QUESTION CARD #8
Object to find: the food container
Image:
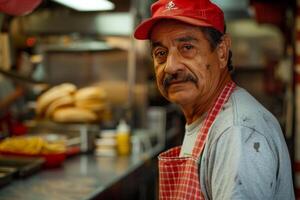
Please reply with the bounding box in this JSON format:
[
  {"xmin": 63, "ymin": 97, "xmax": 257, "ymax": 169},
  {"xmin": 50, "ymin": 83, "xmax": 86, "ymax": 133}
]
[
  {"xmin": 0, "ymin": 155, "xmax": 44, "ymax": 177},
  {"xmin": 0, "ymin": 166, "xmax": 16, "ymax": 188},
  {"xmin": 0, "ymin": 151, "xmax": 64, "ymax": 168},
  {"xmin": 26, "ymin": 120, "xmax": 99, "ymax": 153}
]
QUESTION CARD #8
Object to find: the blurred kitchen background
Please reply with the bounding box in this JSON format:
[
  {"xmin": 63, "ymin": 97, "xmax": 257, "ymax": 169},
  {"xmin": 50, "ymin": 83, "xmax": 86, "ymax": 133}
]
[{"xmin": 0, "ymin": 0, "xmax": 299, "ymax": 199}]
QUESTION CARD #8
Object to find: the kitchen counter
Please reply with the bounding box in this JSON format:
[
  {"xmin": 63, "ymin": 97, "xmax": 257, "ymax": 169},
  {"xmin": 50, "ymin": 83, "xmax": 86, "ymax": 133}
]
[{"xmin": 0, "ymin": 145, "xmax": 162, "ymax": 200}]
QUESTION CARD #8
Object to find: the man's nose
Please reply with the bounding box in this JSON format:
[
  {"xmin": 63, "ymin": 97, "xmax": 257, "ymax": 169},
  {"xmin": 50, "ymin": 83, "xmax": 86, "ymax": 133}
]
[{"xmin": 164, "ymin": 50, "xmax": 184, "ymax": 74}]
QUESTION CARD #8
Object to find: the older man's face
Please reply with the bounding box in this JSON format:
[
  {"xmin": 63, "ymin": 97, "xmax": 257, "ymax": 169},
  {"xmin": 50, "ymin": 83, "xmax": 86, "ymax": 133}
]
[{"xmin": 150, "ymin": 20, "xmax": 227, "ymax": 108}]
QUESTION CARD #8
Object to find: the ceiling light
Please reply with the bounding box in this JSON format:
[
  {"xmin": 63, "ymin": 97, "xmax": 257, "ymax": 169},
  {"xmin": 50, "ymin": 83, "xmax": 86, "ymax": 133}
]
[{"xmin": 51, "ymin": 0, "xmax": 115, "ymax": 11}]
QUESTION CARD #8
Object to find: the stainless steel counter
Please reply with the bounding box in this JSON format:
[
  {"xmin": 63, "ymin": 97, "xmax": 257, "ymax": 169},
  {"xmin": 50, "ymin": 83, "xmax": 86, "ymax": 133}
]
[{"xmin": 0, "ymin": 146, "xmax": 162, "ymax": 200}]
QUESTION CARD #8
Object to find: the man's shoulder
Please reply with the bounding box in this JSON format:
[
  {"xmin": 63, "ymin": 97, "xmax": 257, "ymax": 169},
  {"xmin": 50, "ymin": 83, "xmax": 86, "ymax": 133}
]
[
  {"xmin": 209, "ymin": 86, "xmax": 282, "ymax": 142},
  {"xmin": 231, "ymin": 86, "xmax": 281, "ymax": 130}
]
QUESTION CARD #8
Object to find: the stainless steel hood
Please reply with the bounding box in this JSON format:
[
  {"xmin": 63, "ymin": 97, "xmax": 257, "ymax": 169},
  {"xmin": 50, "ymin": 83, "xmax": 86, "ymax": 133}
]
[
  {"xmin": 12, "ymin": 11, "xmax": 134, "ymax": 36},
  {"xmin": 11, "ymin": 0, "xmax": 251, "ymax": 36}
]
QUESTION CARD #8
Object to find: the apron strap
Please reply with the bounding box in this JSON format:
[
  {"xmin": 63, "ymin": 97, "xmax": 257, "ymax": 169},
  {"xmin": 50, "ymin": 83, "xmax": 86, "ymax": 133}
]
[{"xmin": 192, "ymin": 81, "xmax": 236, "ymax": 159}]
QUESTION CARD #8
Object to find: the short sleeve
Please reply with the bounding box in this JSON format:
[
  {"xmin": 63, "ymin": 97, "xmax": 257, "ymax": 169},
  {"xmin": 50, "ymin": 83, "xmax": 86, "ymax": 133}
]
[{"xmin": 206, "ymin": 125, "xmax": 278, "ymax": 200}]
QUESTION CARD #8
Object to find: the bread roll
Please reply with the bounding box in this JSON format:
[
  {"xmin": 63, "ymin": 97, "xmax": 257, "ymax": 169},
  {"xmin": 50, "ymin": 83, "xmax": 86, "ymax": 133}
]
[
  {"xmin": 75, "ymin": 100, "xmax": 107, "ymax": 112},
  {"xmin": 36, "ymin": 83, "xmax": 76, "ymax": 116},
  {"xmin": 52, "ymin": 107, "xmax": 97, "ymax": 123},
  {"xmin": 74, "ymin": 86, "xmax": 107, "ymax": 102},
  {"xmin": 45, "ymin": 95, "xmax": 74, "ymax": 118}
]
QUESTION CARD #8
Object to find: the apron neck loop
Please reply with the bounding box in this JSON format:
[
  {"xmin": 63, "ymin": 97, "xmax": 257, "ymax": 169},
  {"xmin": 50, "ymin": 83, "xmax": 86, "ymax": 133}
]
[{"xmin": 192, "ymin": 81, "xmax": 236, "ymax": 159}]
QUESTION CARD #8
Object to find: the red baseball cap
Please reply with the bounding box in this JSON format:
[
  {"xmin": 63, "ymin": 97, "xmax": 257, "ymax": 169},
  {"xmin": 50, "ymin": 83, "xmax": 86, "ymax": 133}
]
[
  {"xmin": 0, "ymin": 0, "xmax": 42, "ymax": 16},
  {"xmin": 134, "ymin": 0, "xmax": 224, "ymax": 40}
]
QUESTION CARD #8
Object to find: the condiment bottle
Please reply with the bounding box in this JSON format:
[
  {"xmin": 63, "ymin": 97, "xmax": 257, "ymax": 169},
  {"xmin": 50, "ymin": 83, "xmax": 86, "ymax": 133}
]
[{"xmin": 116, "ymin": 119, "xmax": 131, "ymax": 156}]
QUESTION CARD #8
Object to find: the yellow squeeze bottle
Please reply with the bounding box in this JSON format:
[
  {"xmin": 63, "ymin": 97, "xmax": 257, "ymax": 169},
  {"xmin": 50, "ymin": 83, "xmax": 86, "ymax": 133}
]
[{"xmin": 116, "ymin": 120, "xmax": 131, "ymax": 156}]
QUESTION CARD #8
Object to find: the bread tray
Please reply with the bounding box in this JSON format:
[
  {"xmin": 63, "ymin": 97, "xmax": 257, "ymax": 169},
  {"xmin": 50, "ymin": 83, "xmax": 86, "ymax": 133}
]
[
  {"xmin": 0, "ymin": 155, "xmax": 44, "ymax": 178},
  {"xmin": 0, "ymin": 151, "xmax": 64, "ymax": 168},
  {"xmin": 0, "ymin": 166, "xmax": 16, "ymax": 187}
]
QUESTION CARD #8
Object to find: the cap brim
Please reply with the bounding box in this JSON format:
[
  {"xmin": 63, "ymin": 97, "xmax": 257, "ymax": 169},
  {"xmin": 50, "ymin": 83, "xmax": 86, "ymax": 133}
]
[{"xmin": 134, "ymin": 15, "xmax": 213, "ymax": 40}]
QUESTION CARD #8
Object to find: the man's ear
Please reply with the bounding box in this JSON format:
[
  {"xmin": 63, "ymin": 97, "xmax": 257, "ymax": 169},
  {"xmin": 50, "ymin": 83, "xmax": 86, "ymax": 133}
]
[{"xmin": 217, "ymin": 34, "xmax": 231, "ymax": 69}]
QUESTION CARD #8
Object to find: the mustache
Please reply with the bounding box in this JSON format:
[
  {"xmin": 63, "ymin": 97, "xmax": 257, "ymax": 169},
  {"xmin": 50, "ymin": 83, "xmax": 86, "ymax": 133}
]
[{"xmin": 163, "ymin": 73, "xmax": 198, "ymax": 90}]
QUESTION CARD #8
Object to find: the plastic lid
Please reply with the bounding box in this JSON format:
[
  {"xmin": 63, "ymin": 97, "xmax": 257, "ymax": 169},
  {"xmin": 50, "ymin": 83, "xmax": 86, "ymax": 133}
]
[{"xmin": 117, "ymin": 119, "xmax": 130, "ymax": 133}]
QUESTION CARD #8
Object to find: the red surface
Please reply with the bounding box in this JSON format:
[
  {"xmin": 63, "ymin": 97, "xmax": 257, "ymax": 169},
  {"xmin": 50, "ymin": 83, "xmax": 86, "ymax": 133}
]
[
  {"xmin": 295, "ymin": 74, "xmax": 300, "ymax": 84},
  {"xmin": 0, "ymin": 0, "xmax": 42, "ymax": 16},
  {"xmin": 294, "ymin": 162, "xmax": 300, "ymax": 198},
  {"xmin": 252, "ymin": 2, "xmax": 285, "ymax": 27},
  {"xmin": 66, "ymin": 146, "xmax": 81, "ymax": 157},
  {"xmin": 0, "ymin": 150, "xmax": 66, "ymax": 168}
]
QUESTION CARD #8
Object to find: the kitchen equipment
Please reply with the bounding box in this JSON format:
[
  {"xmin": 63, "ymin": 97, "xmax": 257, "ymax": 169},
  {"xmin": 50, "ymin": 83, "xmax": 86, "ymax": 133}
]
[
  {"xmin": 26, "ymin": 120, "xmax": 99, "ymax": 153},
  {"xmin": 0, "ymin": 155, "xmax": 44, "ymax": 177},
  {"xmin": 0, "ymin": 151, "xmax": 64, "ymax": 168},
  {"xmin": 0, "ymin": 166, "xmax": 16, "ymax": 188}
]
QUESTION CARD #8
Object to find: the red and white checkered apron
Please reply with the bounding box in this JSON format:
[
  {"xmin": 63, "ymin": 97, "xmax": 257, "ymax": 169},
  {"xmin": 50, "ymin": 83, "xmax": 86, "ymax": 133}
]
[{"xmin": 158, "ymin": 81, "xmax": 236, "ymax": 200}]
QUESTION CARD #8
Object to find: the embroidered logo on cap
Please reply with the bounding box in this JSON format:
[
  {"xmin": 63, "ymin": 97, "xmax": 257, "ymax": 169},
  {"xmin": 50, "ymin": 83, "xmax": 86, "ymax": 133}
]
[{"xmin": 165, "ymin": 1, "xmax": 177, "ymax": 11}]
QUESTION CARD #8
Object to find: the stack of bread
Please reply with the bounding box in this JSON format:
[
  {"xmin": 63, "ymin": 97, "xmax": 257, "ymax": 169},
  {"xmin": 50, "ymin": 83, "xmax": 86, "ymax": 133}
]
[{"xmin": 36, "ymin": 83, "xmax": 109, "ymax": 123}]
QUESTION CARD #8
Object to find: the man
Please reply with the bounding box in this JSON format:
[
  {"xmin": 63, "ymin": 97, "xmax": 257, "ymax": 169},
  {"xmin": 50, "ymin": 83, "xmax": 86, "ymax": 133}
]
[
  {"xmin": 134, "ymin": 0, "xmax": 294, "ymax": 199},
  {"xmin": 0, "ymin": 0, "xmax": 42, "ymax": 110},
  {"xmin": 0, "ymin": 0, "xmax": 42, "ymax": 135}
]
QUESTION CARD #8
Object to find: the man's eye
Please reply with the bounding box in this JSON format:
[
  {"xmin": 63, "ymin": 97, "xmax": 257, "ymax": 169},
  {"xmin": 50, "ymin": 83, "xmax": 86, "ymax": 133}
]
[
  {"xmin": 182, "ymin": 44, "xmax": 193, "ymax": 51},
  {"xmin": 155, "ymin": 51, "xmax": 167, "ymax": 57},
  {"xmin": 153, "ymin": 50, "xmax": 168, "ymax": 63},
  {"xmin": 180, "ymin": 44, "xmax": 196, "ymax": 57}
]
